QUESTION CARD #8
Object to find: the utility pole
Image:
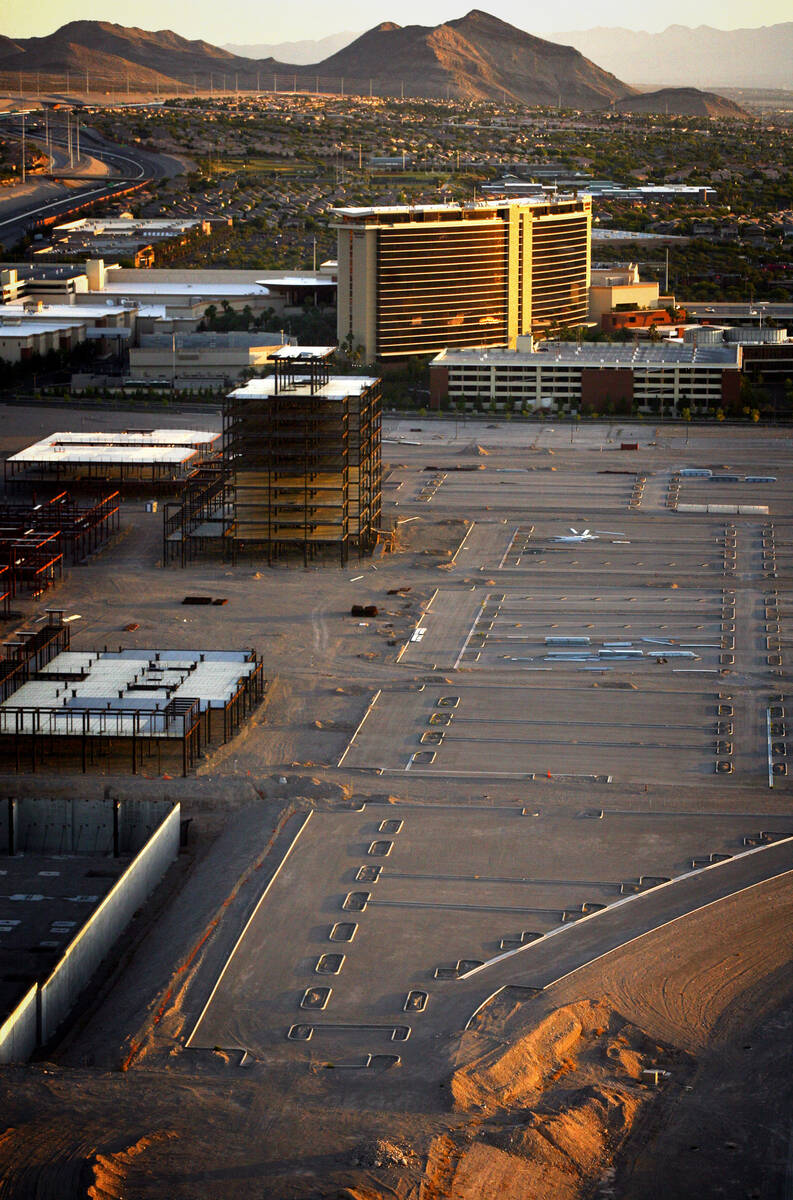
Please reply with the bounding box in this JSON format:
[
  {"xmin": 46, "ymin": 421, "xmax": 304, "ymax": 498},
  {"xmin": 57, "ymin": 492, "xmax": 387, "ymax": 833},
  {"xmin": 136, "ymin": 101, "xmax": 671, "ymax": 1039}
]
[
  {"xmin": 21, "ymin": 111, "xmax": 26, "ymax": 184},
  {"xmin": 66, "ymin": 69, "xmax": 70, "ymax": 96},
  {"xmin": 76, "ymin": 117, "xmax": 80, "ymax": 164},
  {"xmin": 313, "ymin": 237, "xmax": 317, "ymax": 272}
]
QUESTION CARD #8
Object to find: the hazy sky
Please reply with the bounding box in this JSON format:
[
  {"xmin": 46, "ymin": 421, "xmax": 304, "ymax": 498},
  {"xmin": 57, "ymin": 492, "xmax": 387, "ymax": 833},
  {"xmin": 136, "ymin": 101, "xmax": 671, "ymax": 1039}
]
[{"xmin": 2, "ymin": 0, "xmax": 791, "ymax": 42}]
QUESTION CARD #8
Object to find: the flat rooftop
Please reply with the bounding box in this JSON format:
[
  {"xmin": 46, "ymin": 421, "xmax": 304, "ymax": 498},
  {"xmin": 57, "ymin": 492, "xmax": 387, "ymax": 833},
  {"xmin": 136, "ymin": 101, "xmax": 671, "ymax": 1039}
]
[
  {"xmin": 0, "ymin": 304, "xmax": 131, "ymax": 319},
  {"xmin": 229, "ymin": 374, "xmax": 379, "ymax": 400},
  {"xmin": 271, "ymin": 345, "xmax": 335, "ymax": 360},
  {"xmin": 434, "ymin": 342, "xmax": 741, "ymax": 367},
  {"xmin": 98, "ymin": 282, "xmax": 271, "ymax": 299},
  {"xmin": 0, "ymin": 321, "xmax": 83, "ymax": 338},
  {"xmin": 683, "ymin": 301, "xmax": 793, "ymax": 320},
  {"xmin": 255, "ymin": 276, "xmax": 337, "ymax": 289},
  {"xmin": 8, "ymin": 429, "xmax": 220, "ymax": 468},
  {"xmin": 330, "ymin": 195, "xmax": 589, "ymax": 221},
  {"xmin": 54, "ymin": 219, "xmax": 200, "ymax": 233}
]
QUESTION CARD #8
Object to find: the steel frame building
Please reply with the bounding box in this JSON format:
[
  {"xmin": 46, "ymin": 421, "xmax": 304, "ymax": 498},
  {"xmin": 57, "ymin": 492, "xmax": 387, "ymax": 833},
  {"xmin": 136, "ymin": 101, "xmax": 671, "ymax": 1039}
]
[
  {"xmin": 0, "ymin": 617, "xmax": 266, "ymax": 776},
  {"xmin": 161, "ymin": 352, "xmax": 382, "ymax": 567},
  {"xmin": 162, "ymin": 464, "xmax": 233, "ymax": 567},
  {"xmin": 332, "ymin": 196, "xmax": 592, "ymax": 360},
  {"xmin": 223, "ymin": 351, "xmax": 381, "ymax": 566},
  {"xmin": 5, "ymin": 430, "xmax": 221, "ymax": 490}
]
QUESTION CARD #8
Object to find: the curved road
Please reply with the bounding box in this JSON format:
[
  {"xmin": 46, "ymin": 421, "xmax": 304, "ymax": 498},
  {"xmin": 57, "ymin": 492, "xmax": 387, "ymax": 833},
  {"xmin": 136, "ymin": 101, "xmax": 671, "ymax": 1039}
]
[
  {"xmin": 448, "ymin": 836, "xmax": 793, "ymax": 1037},
  {"xmin": 0, "ymin": 119, "xmax": 185, "ymax": 248}
]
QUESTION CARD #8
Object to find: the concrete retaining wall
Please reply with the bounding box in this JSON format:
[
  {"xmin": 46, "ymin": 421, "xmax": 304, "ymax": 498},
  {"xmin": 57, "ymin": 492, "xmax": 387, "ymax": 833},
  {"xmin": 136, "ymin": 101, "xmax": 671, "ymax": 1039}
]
[
  {"xmin": 0, "ymin": 984, "xmax": 38, "ymax": 1064},
  {"xmin": 1, "ymin": 796, "xmax": 170, "ymax": 855},
  {"xmin": 39, "ymin": 803, "xmax": 180, "ymax": 1045}
]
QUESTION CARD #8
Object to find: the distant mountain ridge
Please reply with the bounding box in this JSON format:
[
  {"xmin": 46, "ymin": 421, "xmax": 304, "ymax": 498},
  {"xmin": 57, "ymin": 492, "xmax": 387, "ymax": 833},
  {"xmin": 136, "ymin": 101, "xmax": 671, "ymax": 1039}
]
[
  {"xmin": 611, "ymin": 87, "xmax": 749, "ymax": 119},
  {"xmin": 223, "ymin": 33, "xmax": 360, "ymax": 64},
  {"xmin": 0, "ymin": 14, "xmax": 753, "ymax": 114},
  {"xmin": 1, "ymin": 12, "xmax": 634, "ymax": 108},
  {"xmin": 549, "ymin": 23, "xmax": 793, "ymax": 89}
]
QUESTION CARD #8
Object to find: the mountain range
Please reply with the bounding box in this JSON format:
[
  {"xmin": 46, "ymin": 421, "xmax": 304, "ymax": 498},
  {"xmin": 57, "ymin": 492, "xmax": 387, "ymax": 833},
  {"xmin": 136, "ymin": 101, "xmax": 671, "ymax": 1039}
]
[
  {"xmin": 0, "ymin": 12, "xmax": 632, "ymax": 108},
  {"xmin": 549, "ymin": 23, "xmax": 793, "ymax": 90},
  {"xmin": 0, "ymin": 13, "xmax": 749, "ymax": 115}
]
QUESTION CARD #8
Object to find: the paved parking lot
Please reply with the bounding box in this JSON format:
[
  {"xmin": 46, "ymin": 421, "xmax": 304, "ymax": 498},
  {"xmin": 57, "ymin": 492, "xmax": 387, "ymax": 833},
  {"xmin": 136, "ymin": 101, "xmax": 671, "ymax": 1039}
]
[
  {"xmin": 340, "ymin": 681, "xmax": 730, "ymax": 781},
  {"xmin": 188, "ymin": 804, "xmax": 793, "ymax": 1070}
]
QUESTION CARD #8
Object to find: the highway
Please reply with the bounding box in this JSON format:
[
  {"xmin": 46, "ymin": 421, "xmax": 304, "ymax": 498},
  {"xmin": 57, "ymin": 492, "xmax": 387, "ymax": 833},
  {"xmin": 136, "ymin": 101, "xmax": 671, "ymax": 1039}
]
[{"xmin": 0, "ymin": 115, "xmax": 185, "ymax": 248}]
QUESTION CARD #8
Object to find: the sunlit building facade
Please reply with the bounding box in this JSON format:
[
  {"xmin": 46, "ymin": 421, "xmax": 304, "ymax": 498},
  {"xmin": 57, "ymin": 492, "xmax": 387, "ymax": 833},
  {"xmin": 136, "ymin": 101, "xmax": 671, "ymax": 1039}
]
[{"xmin": 332, "ymin": 196, "xmax": 591, "ymax": 360}]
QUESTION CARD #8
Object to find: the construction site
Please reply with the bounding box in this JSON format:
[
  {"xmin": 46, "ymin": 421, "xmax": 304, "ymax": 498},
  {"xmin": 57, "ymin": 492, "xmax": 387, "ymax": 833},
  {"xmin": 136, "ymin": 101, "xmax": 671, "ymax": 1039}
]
[{"xmin": 0, "ymin": 399, "xmax": 790, "ymax": 1200}]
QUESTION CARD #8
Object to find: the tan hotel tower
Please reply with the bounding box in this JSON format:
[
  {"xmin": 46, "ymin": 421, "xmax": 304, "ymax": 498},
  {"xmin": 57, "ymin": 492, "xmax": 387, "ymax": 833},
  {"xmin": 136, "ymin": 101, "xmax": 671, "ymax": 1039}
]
[{"xmin": 332, "ymin": 196, "xmax": 591, "ymax": 360}]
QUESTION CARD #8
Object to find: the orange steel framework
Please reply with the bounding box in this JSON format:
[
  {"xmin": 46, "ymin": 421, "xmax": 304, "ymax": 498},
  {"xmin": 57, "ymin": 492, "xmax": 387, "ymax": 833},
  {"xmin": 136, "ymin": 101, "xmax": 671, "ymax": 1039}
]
[{"xmin": 0, "ymin": 492, "xmax": 120, "ymax": 599}]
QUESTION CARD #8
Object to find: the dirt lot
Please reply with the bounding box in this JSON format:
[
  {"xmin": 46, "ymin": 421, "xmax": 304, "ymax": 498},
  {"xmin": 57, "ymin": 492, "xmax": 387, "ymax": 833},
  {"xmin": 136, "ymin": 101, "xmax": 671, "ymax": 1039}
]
[{"xmin": 0, "ymin": 411, "xmax": 791, "ymax": 1198}]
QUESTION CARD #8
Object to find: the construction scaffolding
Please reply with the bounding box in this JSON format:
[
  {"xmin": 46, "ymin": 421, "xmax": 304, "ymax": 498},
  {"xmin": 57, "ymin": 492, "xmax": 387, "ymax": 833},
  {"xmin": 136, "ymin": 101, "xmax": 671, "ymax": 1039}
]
[{"xmin": 223, "ymin": 351, "xmax": 382, "ymax": 566}]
